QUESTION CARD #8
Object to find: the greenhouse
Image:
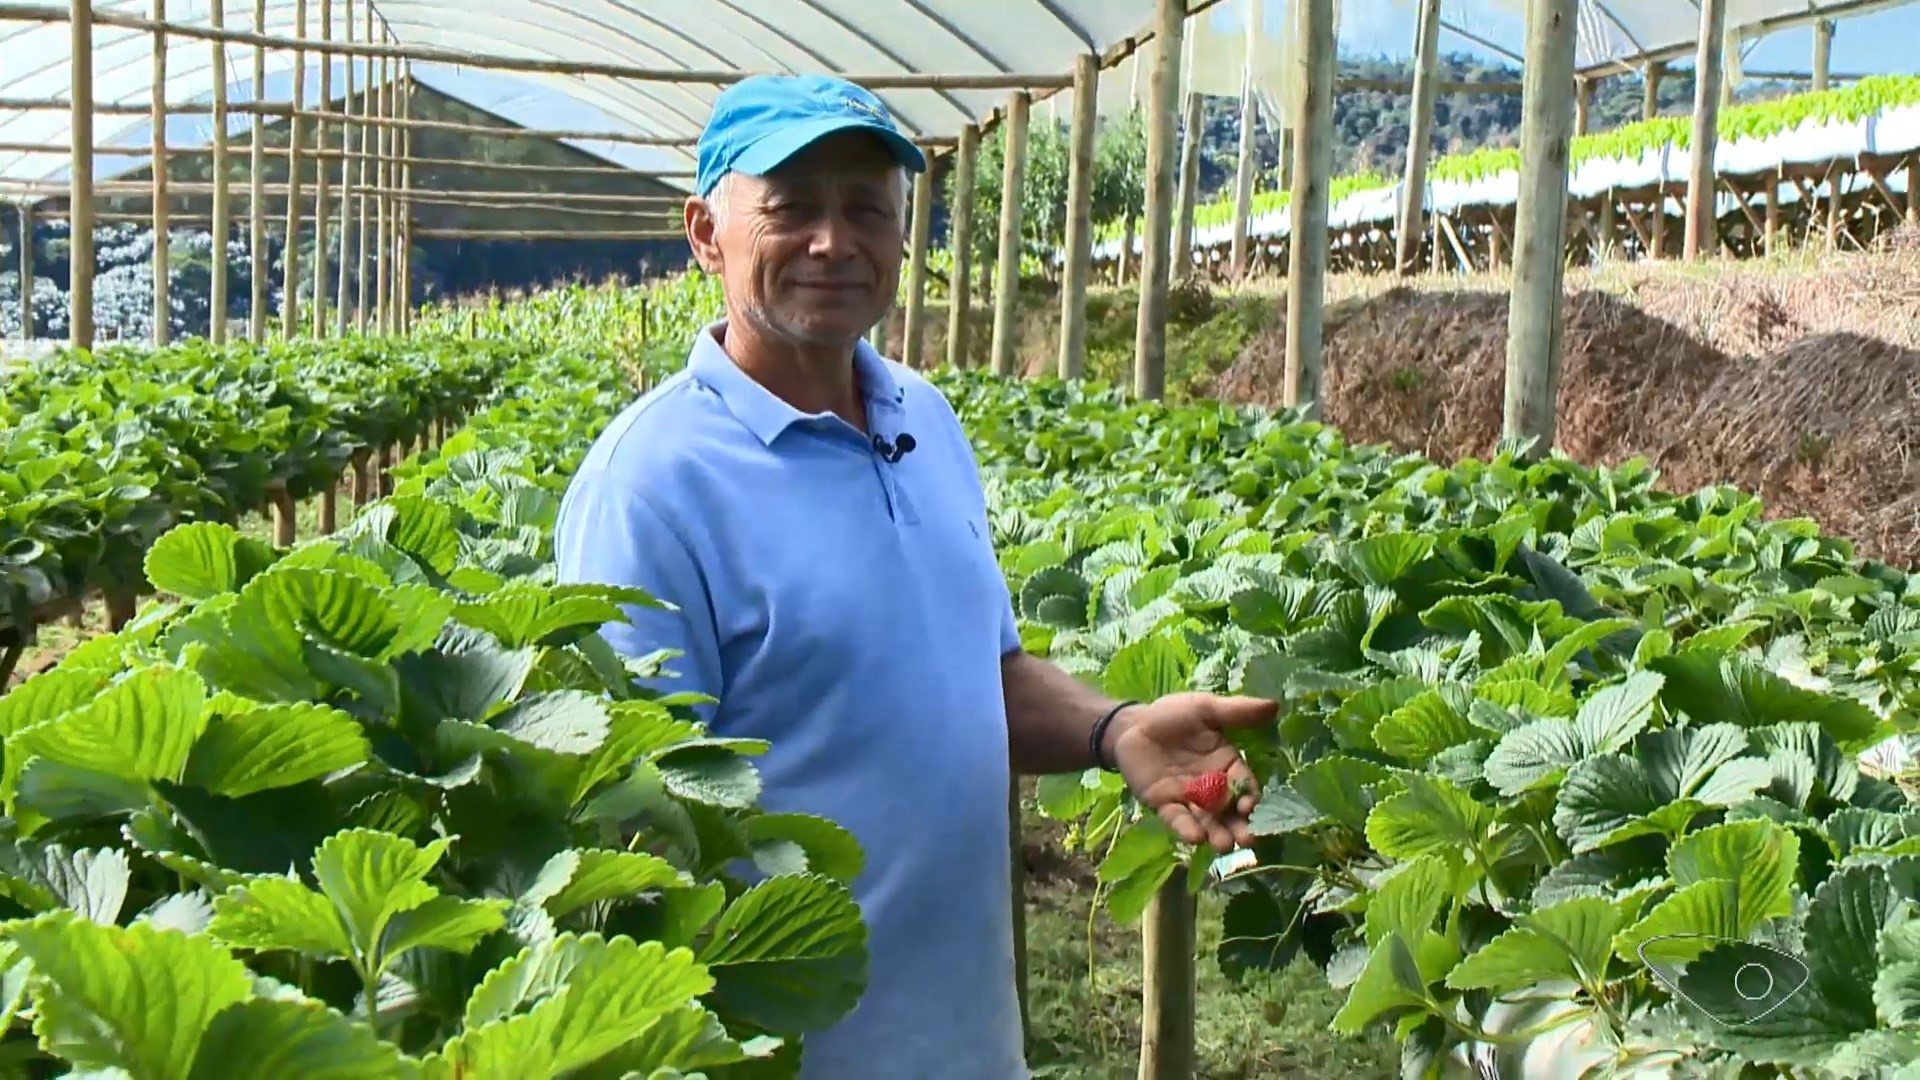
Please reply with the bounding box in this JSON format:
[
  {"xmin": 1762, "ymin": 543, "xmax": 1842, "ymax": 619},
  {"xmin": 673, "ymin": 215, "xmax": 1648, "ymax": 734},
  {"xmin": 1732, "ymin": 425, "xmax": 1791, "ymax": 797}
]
[{"xmin": 2, "ymin": 2, "xmax": 1919, "ymax": 1079}]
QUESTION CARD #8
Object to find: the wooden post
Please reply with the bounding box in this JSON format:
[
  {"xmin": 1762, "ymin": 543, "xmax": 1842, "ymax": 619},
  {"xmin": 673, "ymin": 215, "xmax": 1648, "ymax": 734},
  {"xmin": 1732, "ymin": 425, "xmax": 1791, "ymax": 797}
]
[
  {"xmin": 1684, "ymin": 0, "xmax": 1728, "ymax": 263},
  {"xmin": 1575, "ymin": 76, "xmax": 1591, "ymax": 135},
  {"xmin": 398, "ymin": 65, "xmax": 413, "ymax": 333},
  {"xmin": 1284, "ymin": 0, "xmax": 1335, "ymax": 415},
  {"xmin": 1171, "ymin": 91, "xmax": 1202, "ymax": 273},
  {"xmin": 1396, "ymin": 0, "xmax": 1442, "ymax": 277},
  {"xmin": 1502, "ymin": 0, "xmax": 1578, "ymax": 450},
  {"xmin": 1132, "ymin": 0, "xmax": 1183, "ymax": 403},
  {"xmin": 355, "ymin": 2, "xmax": 372, "ymax": 333},
  {"xmin": 1008, "ymin": 780, "xmax": 1030, "ymax": 1053},
  {"xmin": 375, "ymin": 52, "xmax": 391, "ymax": 335},
  {"xmin": 68, "ymin": 0, "xmax": 95, "ymax": 351},
  {"xmin": 1596, "ymin": 195, "xmax": 1616, "ymax": 261},
  {"xmin": 1229, "ymin": 80, "xmax": 1257, "ymax": 279},
  {"xmin": 1058, "ymin": 52, "xmax": 1098, "ymax": 378},
  {"xmin": 1643, "ymin": 60, "xmax": 1663, "ymax": 121},
  {"xmin": 333, "ymin": 0, "xmax": 354, "ymax": 335},
  {"xmin": 150, "ymin": 0, "xmax": 169, "ymax": 345},
  {"xmin": 14, "ymin": 199, "xmax": 31, "ymax": 334},
  {"xmin": 945, "ymin": 123, "xmax": 979, "ymax": 369},
  {"xmin": 988, "ymin": 90, "xmax": 1030, "ymax": 378},
  {"xmin": 1908, "ymin": 156, "xmax": 1918, "ymax": 226},
  {"xmin": 900, "ymin": 146, "xmax": 935, "ymax": 369},
  {"xmin": 281, "ymin": 0, "xmax": 307, "ymax": 338},
  {"xmin": 208, "ymin": 0, "xmax": 229, "ymax": 344},
  {"xmin": 1139, "ymin": 876, "xmax": 1196, "ymax": 1080},
  {"xmin": 1813, "ymin": 19, "xmax": 1833, "ymax": 93},
  {"xmin": 1765, "ymin": 170, "xmax": 1780, "ymax": 253},
  {"xmin": 309, "ymin": 0, "xmax": 331, "ymax": 337},
  {"xmin": 248, "ymin": 0, "xmax": 266, "ymax": 344}
]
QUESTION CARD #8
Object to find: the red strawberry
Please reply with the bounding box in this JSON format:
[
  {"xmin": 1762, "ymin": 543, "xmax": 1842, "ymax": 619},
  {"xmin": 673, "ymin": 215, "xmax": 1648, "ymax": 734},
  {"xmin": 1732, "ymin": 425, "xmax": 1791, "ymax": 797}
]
[{"xmin": 1182, "ymin": 771, "xmax": 1231, "ymax": 814}]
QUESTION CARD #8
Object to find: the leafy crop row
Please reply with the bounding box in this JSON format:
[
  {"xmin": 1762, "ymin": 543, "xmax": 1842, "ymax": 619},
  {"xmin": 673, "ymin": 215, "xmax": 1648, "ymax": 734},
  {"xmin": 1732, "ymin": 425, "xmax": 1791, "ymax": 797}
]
[
  {"xmin": 932, "ymin": 371, "xmax": 1920, "ymax": 1078},
  {"xmin": 0, "ymin": 337, "xmax": 516, "ymax": 655},
  {"xmin": 0, "ymin": 343, "xmax": 871, "ymax": 1076},
  {"xmin": 1116, "ymin": 73, "xmax": 1920, "ymax": 247}
]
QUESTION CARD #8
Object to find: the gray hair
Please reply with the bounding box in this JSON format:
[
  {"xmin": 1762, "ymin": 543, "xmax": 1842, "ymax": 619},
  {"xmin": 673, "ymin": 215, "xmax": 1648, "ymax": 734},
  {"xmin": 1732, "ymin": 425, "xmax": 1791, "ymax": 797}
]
[{"xmin": 705, "ymin": 166, "xmax": 912, "ymax": 228}]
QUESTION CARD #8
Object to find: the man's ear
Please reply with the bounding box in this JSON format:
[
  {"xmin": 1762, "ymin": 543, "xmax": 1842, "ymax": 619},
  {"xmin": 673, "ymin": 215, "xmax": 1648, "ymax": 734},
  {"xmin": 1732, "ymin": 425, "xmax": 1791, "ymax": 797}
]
[{"xmin": 685, "ymin": 196, "xmax": 722, "ymax": 272}]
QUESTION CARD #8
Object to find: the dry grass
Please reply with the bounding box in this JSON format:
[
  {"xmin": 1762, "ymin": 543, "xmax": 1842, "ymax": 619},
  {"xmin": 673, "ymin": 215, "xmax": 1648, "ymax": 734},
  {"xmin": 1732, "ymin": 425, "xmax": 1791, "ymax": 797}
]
[{"xmin": 1209, "ymin": 227, "xmax": 1920, "ymax": 566}]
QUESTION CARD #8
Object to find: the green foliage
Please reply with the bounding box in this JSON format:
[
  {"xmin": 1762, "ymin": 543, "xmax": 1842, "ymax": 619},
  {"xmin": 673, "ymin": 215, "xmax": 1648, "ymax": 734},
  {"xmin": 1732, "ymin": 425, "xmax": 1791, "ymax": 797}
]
[
  {"xmin": 0, "ymin": 344, "xmax": 869, "ymax": 1076},
  {"xmin": 0, "ymin": 337, "xmax": 511, "ymax": 651},
  {"xmin": 1101, "ymin": 71, "xmax": 1920, "ymax": 248},
  {"xmin": 948, "ymin": 110, "xmax": 1150, "ymax": 275},
  {"xmin": 934, "ymin": 369, "xmax": 1920, "ymax": 1079}
]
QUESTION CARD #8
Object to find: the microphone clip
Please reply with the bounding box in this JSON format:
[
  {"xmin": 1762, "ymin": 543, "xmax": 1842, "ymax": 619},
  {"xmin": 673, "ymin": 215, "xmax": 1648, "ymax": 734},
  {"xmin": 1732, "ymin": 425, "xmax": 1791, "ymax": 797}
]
[{"xmin": 872, "ymin": 431, "xmax": 917, "ymax": 463}]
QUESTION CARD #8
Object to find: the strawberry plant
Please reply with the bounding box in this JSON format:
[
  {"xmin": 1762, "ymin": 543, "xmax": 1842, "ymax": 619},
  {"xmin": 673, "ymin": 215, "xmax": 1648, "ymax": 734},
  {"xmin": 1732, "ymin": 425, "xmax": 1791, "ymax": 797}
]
[
  {"xmin": 0, "ymin": 344, "xmax": 870, "ymax": 1076},
  {"xmin": 930, "ymin": 370, "xmax": 1920, "ymax": 1078},
  {"xmin": 0, "ymin": 336, "xmax": 515, "ymax": 662}
]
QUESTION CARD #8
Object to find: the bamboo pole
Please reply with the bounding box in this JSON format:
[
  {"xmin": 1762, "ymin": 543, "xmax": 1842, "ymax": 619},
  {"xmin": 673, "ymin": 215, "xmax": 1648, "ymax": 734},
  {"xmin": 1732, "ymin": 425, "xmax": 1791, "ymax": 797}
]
[
  {"xmin": 280, "ymin": 0, "xmax": 307, "ymax": 338},
  {"xmin": 1813, "ymin": 19, "xmax": 1833, "ymax": 93},
  {"xmin": 1643, "ymin": 60, "xmax": 1663, "ymax": 121},
  {"xmin": 310, "ymin": 0, "xmax": 331, "ymax": 337},
  {"xmin": 1171, "ymin": 92, "xmax": 1202, "ymax": 273},
  {"xmin": 1575, "ymin": 76, "xmax": 1592, "ymax": 135},
  {"xmin": 209, "ymin": 0, "xmax": 230, "ymax": 344},
  {"xmin": 1058, "ymin": 52, "xmax": 1099, "ymax": 378},
  {"xmin": 15, "ymin": 203, "xmax": 32, "ymax": 338},
  {"xmin": 68, "ymin": 0, "xmax": 94, "ymax": 351},
  {"xmin": 248, "ymin": 0, "xmax": 266, "ymax": 343},
  {"xmin": 150, "ymin": 0, "xmax": 169, "ymax": 345},
  {"xmin": 1396, "ymin": 0, "xmax": 1442, "ymax": 277},
  {"xmin": 988, "ymin": 89, "xmax": 1030, "ymax": 378},
  {"xmin": 900, "ymin": 146, "xmax": 935, "ymax": 368},
  {"xmin": 409, "ymin": 227, "xmax": 684, "ymax": 240},
  {"xmin": 333, "ymin": 0, "xmax": 353, "ymax": 335},
  {"xmin": 1131, "ymin": 0, "xmax": 1183, "ymax": 404},
  {"xmin": 1502, "ymin": 0, "xmax": 1578, "ymax": 450},
  {"xmin": 945, "ymin": 123, "xmax": 979, "ymax": 369},
  {"xmin": 1684, "ymin": 0, "xmax": 1729, "ymax": 263},
  {"xmin": 1284, "ymin": 0, "xmax": 1335, "ymax": 416},
  {"xmin": 1139, "ymin": 877, "xmax": 1196, "ymax": 1080},
  {"xmin": 1229, "ymin": 80, "xmax": 1257, "ymax": 279}
]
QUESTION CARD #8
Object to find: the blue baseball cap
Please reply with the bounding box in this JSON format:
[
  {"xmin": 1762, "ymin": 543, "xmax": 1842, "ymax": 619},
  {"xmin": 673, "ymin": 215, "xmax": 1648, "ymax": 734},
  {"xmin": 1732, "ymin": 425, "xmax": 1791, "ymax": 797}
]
[{"xmin": 695, "ymin": 73, "xmax": 927, "ymax": 198}]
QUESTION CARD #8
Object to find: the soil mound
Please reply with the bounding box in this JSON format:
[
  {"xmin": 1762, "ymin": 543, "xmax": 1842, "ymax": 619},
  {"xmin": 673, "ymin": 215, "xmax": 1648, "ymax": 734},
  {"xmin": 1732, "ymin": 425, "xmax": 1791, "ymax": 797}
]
[{"xmin": 1213, "ymin": 239, "xmax": 1920, "ymax": 566}]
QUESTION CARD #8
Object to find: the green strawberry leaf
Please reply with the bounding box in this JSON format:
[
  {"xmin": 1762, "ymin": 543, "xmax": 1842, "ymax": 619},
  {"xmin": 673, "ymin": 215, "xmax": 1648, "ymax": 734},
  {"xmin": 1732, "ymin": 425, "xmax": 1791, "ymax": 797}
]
[
  {"xmin": 696, "ymin": 873, "xmax": 868, "ymax": 1033},
  {"xmin": 209, "ymin": 877, "xmax": 355, "ymax": 959},
  {"xmin": 2, "ymin": 910, "xmax": 253, "ymax": 1079},
  {"xmin": 182, "ymin": 701, "xmax": 371, "ymax": 798},
  {"xmin": 188, "ymin": 997, "xmax": 419, "ymax": 1079}
]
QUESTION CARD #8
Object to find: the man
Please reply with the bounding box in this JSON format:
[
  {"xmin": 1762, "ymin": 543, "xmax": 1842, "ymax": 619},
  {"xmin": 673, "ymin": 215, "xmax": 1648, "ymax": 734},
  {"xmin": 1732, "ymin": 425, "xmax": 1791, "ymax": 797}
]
[{"xmin": 553, "ymin": 73, "xmax": 1276, "ymax": 1079}]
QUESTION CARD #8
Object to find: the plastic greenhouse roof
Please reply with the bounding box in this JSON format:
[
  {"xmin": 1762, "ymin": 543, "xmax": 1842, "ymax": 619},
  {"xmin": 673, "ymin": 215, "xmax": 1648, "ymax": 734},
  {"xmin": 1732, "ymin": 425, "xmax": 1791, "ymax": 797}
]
[{"xmin": 4, "ymin": 0, "xmax": 1918, "ymax": 197}]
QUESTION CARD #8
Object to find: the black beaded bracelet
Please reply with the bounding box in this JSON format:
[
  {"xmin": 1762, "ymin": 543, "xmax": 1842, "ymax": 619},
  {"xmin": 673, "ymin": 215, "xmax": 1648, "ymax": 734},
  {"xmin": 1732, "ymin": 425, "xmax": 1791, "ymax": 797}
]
[{"xmin": 1088, "ymin": 700, "xmax": 1138, "ymax": 773}]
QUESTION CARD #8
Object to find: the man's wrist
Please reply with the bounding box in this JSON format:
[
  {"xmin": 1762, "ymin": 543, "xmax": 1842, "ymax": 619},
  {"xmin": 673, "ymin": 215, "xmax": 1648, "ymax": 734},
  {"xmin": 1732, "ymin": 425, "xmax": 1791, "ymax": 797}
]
[{"xmin": 1089, "ymin": 700, "xmax": 1140, "ymax": 772}]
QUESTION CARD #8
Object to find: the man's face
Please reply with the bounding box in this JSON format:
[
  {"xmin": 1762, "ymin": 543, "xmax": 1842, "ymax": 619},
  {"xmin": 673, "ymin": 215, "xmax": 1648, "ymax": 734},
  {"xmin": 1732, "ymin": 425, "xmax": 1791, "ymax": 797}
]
[{"xmin": 688, "ymin": 131, "xmax": 907, "ymax": 349}]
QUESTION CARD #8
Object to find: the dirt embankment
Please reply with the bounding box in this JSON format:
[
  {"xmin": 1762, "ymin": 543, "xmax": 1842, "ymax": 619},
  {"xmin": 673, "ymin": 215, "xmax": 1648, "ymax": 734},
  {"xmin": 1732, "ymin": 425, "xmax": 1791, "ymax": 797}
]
[{"xmin": 1213, "ymin": 230, "xmax": 1920, "ymax": 567}]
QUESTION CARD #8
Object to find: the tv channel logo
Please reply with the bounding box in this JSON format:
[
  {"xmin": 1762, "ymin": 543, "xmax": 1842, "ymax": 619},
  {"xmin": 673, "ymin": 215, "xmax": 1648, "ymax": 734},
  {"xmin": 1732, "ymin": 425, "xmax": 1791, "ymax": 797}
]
[{"xmin": 1636, "ymin": 934, "xmax": 1811, "ymax": 1027}]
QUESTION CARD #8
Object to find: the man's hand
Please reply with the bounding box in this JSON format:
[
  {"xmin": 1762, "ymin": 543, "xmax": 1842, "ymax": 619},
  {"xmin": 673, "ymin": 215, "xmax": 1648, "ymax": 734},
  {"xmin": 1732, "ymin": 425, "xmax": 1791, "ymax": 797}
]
[{"xmin": 1107, "ymin": 693, "xmax": 1278, "ymax": 854}]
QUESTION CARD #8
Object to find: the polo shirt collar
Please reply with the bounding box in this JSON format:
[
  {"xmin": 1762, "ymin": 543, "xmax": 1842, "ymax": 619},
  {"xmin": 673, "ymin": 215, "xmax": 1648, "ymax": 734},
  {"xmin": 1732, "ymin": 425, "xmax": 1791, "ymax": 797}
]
[{"xmin": 687, "ymin": 319, "xmax": 906, "ymax": 447}]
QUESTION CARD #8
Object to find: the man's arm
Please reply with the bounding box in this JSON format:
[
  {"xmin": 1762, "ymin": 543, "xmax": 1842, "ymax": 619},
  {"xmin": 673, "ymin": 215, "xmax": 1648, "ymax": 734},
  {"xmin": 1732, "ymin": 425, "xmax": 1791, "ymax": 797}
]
[{"xmin": 1001, "ymin": 648, "xmax": 1136, "ymax": 776}]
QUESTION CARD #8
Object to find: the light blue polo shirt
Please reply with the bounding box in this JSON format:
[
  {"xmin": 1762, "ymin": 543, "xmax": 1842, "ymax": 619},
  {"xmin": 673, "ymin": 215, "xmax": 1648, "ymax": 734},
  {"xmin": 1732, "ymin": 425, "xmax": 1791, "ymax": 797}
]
[{"xmin": 553, "ymin": 321, "xmax": 1028, "ymax": 1080}]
